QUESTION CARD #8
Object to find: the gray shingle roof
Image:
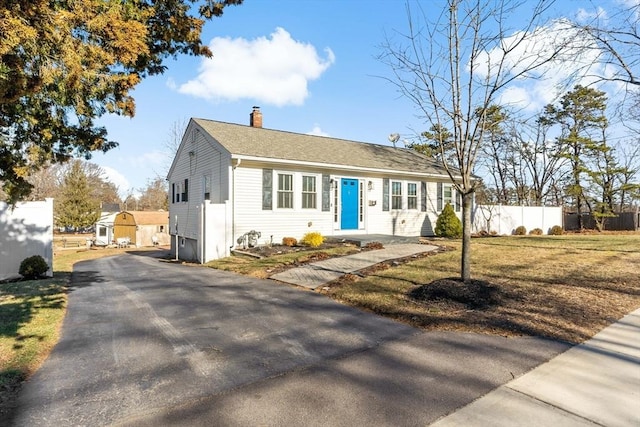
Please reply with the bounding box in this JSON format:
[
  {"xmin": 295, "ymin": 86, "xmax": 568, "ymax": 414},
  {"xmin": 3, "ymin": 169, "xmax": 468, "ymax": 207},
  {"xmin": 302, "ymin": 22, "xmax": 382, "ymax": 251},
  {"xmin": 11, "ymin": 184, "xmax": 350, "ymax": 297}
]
[{"xmin": 193, "ymin": 118, "xmax": 454, "ymax": 177}]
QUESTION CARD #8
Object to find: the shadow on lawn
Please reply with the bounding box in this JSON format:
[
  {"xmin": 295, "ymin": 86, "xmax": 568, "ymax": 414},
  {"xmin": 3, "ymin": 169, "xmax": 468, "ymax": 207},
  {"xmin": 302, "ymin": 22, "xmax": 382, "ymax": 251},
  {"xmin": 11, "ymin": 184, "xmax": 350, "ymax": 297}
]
[{"xmin": 0, "ymin": 279, "xmax": 66, "ymax": 340}]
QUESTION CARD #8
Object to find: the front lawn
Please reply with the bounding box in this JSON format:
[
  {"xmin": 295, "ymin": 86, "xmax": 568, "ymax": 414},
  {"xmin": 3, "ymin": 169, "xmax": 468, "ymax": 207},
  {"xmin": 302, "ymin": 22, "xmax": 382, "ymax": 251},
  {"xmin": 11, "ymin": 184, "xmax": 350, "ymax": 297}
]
[
  {"xmin": 324, "ymin": 234, "xmax": 640, "ymax": 344},
  {"xmin": 208, "ymin": 234, "xmax": 640, "ymax": 344}
]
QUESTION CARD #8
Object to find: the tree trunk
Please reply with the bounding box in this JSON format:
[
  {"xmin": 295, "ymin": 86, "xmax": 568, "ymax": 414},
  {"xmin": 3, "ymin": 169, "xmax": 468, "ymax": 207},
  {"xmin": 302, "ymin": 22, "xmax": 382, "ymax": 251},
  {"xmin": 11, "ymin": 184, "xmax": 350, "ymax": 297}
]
[{"xmin": 461, "ymin": 192, "xmax": 473, "ymax": 281}]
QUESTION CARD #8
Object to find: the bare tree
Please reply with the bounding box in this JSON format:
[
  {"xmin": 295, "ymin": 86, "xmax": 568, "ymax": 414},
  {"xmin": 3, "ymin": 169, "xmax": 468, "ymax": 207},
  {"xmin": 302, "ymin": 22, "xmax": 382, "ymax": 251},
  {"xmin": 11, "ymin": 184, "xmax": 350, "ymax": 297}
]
[
  {"xmin": 163, "ymin": 119, "xmax": 189, "ymax": 177},
  {"xmin": 380, "ymin": 0, "xmax": 566, "ymax": 280},
  {"xmin": 616, "ymin": 142, "xmax": 640, "ymax": 211},
  {"xmin": 138, "ymin": 177, "xmax": 169, "ymax": 211},
  {"xmin": 515, "ymin": 116, "xmax": 566, "ymax": 205},
  {"xmin": 571, "ymin": 2, "xmax": 639, "ymax": 88}
]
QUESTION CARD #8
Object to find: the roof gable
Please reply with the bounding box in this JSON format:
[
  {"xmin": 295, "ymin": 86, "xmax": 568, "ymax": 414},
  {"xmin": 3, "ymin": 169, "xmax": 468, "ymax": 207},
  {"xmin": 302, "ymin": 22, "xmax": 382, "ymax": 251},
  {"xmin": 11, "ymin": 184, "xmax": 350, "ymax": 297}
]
[{"xmin": 192, "ymin": 118, "xmax": 455, "ymax": 177}]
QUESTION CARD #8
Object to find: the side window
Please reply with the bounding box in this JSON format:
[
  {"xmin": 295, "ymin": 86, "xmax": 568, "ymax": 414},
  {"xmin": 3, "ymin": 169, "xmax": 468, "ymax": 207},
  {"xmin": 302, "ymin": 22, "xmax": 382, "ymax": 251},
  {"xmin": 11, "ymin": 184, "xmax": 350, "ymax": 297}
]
[
  {"xmin": 203, "ymin": 175, "xmax": 211, "ymax": 201},
  {"xmin": 277, "ymin": 173, "xmax": 293, "ymax": 208},
  {"xmin": 391, "ymin": 181, "xmax": 402, "ymax": 209},
  {"xmin": 182, "ymin": 179, "xmax": 189, "ymax": 202}
]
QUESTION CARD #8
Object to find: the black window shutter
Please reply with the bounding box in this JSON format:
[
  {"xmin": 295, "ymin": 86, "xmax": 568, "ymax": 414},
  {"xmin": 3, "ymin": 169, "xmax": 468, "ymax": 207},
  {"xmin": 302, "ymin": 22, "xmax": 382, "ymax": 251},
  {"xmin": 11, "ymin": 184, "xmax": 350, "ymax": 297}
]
[
  {"xmin": 321, "ymin": 174, "xmax": 330, "ymax": 212},
  {"xmin": 262, "ymin": 169, "xmax": 273, "ymax": 210},
  {"xmin": 437, "ymin": 182, "xmax": 443, "ymax": 211},
  {"xmin": 421, "ymin": 182, "xmax": 427, "ymax": 212},
  {"xmin": 183, "ymin": 179, "xmax": 189, "ymax": 202},
  {"xmin": 382, "ymin": 178, "xmax": 389, "ymax": 212},
  {"xmin": 455, "ymin": 190, "xmax": 461, "ymax": 212},
  {"xmin": 171, "ymin": 183, "xmax": 175, "ymax": 204}
]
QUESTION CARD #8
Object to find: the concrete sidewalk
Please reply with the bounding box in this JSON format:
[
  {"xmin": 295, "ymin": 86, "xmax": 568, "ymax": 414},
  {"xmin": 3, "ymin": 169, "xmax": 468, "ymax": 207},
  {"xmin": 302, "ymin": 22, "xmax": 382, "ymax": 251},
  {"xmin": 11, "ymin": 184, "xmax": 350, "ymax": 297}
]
[
  {"xmin": 431, "ymin": 308, "xmax": 640, "ymax": 427},
  {"xmin": 270, "ymin": 243, "xmax": 439, "ymax": 289}
]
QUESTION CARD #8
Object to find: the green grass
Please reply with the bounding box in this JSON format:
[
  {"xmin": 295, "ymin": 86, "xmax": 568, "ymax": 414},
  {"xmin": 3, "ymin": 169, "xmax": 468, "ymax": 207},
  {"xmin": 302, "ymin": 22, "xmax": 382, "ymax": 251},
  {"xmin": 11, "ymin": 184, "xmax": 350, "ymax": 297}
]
[{"xmin": 0, "ymin": 278, "xmax": 66, "ymax": 380}]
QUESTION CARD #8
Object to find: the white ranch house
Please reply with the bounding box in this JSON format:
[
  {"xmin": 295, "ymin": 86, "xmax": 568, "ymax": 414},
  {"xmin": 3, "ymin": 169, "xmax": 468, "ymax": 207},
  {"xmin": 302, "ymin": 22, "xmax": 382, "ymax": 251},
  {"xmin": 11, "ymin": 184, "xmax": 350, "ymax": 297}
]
[{"xmin": 167, "ymin": 108, "xmax": 462, "ymax": 263}]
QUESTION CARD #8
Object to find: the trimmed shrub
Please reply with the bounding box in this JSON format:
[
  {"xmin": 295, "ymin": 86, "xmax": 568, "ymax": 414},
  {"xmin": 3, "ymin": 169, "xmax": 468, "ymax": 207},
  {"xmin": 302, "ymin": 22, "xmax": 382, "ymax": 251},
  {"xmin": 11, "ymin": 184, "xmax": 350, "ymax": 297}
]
[
  {"xmin": 19, "ymin": 255, "xmax": 49, "ymax": 280},
  {"xmin": 549, "ymin": 225, "xmax": 564, "ymax": 235},
  {"xmin": 435, "ymin": 203, "xmax": 462, "ymax": 238},
  {"xmin": 529, "ymin": 228, "xmax": 543, "ymax": 235},
  {"xmin": 282, "ymin": 237, "xmax": 297, "ymax": 247},
  {"xmin": 301, "ymin": 232, "xmax": 324, "ymax": 248},
  {"xmin": 514, "ymin": 226, "xmax": 527, "ymax": 235}
]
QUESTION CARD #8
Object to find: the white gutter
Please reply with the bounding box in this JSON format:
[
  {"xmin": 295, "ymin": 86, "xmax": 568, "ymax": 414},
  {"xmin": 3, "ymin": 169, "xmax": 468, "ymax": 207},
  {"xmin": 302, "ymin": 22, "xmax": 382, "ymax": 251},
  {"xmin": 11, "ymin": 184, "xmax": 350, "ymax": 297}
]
[{"xmin": 230, "ymin": 154, "xmax": 463, "ymax": 180}]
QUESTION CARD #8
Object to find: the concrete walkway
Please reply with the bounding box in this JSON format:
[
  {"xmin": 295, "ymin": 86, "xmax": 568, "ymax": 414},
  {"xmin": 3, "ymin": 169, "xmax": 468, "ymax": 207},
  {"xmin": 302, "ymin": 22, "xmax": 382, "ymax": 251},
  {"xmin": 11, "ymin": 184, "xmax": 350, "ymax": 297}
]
[
  {"xmin": 431, "ymin": 308, "xmax": 640, "ymax": 427},
  {"xmin": 270, "ymin": 243, "xmax": 439, "ymax": 289}
]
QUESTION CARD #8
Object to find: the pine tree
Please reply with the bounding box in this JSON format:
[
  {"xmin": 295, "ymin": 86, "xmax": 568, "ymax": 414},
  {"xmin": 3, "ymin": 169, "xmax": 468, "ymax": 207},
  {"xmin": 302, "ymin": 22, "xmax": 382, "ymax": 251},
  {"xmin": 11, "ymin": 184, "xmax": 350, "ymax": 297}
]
[{"xmin": 55, "ymin": 161, "xmax": 100, "ymax": 230}]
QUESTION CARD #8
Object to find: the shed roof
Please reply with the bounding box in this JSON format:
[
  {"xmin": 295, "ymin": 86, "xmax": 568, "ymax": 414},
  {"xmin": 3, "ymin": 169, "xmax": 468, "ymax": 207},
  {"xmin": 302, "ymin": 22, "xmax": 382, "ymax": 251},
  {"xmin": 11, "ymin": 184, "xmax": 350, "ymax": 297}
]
[
  {"xmin": 192, "ymin": 118, "xmax": 456, "ymax": 177},
  {"xmin": 118, "ymin": 211, "xmax": 168, "ymax": 225}
]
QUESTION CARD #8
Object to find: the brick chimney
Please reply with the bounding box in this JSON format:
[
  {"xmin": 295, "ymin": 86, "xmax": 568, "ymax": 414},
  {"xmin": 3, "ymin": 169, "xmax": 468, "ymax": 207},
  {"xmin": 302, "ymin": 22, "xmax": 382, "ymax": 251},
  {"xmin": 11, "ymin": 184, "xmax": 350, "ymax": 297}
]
[{"xmin": 250, "ymin": 106, "xmax": 262, "ymax": 128}]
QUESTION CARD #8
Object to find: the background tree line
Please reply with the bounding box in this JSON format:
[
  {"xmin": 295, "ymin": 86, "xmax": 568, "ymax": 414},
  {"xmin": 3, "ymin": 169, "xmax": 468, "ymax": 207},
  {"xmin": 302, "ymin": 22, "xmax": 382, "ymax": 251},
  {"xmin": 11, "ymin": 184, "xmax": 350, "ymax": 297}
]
[{"xmin": 0, "ymin": 159, "xmax": 169, "ymax": 231}]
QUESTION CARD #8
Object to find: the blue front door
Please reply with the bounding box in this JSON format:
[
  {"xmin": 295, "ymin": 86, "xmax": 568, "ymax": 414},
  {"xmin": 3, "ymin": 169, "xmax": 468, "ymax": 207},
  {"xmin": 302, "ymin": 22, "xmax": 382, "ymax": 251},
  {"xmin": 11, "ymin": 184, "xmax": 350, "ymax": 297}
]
[{"xmin": 341, "ymin": 178, "xmax": 358, "ymax": 230}]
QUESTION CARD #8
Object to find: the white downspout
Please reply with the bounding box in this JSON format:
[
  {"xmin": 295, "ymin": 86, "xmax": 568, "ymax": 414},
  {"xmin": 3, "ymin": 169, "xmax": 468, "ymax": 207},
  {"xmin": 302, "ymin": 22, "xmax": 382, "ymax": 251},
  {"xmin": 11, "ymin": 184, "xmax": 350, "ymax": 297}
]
[
  {"xmin": 231, "ymin": 158, "xmax": 241, "ymax": 251},
  {"xmin": 199, "ymin": 203, "xmax": 204, "ymax": 264}
]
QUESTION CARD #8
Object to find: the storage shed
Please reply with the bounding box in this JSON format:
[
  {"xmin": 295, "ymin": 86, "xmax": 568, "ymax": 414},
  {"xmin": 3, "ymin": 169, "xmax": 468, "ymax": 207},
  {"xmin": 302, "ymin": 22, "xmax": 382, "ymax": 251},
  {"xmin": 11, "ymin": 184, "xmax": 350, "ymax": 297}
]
[{"xmin": 113, "ymin": 211, "xmax": 170, "ymax": 247}]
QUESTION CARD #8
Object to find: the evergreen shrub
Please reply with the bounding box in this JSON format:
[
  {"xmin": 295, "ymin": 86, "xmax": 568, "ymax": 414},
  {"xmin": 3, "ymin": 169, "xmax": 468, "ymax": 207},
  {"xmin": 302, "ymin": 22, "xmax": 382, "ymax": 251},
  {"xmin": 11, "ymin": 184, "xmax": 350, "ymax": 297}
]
[
  {"xmin": 529, "ymin": 228, "xmax": 543, "ymax": 235},
  {"xmin": 19, "ymin": 255, "xmax": 49, "ymax": 280},
  {"xmin": 514, "ymin": 226, "xmax": 527, "ymax": 235},
  {"xmin": 435, "ymin": 203, "xmax": 462, "ymax": 238}
]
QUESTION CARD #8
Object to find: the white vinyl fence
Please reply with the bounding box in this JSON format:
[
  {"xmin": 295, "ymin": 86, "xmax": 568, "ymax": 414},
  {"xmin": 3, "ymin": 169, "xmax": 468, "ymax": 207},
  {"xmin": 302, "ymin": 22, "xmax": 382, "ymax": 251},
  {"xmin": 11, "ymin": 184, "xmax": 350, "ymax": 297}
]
[
  {"xmin": 0, "ymin": 199, "xmax": 54, "ymax": 280},
  {"xmin": 472, "ymin": 205, "xmax": 563, "ymax": 235}
]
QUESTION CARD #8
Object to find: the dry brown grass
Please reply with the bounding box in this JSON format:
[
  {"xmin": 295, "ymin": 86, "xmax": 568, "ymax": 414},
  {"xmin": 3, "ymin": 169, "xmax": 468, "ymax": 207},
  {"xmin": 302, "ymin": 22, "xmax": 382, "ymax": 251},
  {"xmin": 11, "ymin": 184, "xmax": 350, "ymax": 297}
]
[{"xmin": 321, "ymin": 234, "xmax": 640, "ymax": 344}]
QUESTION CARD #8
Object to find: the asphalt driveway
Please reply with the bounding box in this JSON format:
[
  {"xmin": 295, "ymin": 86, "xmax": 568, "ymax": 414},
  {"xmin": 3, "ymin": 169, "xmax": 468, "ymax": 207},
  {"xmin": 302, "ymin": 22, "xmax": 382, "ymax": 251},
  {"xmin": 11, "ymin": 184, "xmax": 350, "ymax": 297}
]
[{"xmin": 12, "ymin": 251, "xmax": 569, "ymax": 426}]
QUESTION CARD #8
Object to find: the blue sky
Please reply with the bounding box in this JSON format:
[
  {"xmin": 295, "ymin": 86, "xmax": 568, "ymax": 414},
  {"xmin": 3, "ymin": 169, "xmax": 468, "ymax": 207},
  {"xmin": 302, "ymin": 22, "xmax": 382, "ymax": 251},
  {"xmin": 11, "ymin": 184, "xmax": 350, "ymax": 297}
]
[{"xmin": 93, "ymin": 0, "xmax": 635, "ymax": 197}]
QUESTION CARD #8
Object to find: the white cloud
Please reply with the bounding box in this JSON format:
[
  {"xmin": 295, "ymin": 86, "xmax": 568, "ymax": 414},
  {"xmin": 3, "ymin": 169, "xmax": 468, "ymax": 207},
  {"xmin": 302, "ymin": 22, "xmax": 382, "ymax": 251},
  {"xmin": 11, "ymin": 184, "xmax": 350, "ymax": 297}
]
[
  {"xmin": 178, "ymin": 27, "xmax": 335, "ymax": 106},
  {"xmin": 575, "ymin": 7, "xmax": 608, "ymax": 23},
  {"xmin": 100, "ymin": 166, "xmax": 131, "ymax": 196},
  {"xmin": 307, "ymin": 125, "xmax": 330, "ymax": 137},
  {"xmin": 475, "ymin": 20, "xmax": 609, "ymax": 112}
]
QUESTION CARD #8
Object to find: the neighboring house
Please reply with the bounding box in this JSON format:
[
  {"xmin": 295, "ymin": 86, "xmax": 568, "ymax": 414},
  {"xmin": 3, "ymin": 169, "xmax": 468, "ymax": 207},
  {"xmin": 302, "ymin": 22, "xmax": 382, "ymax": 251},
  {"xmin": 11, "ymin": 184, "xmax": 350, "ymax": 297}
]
[
  {"xmin": 167, "ymin": 107, "xmax": 463, "ymax": 263},
  {"xmin": 0, "ymin": 199, "xmax": 54, "ymax": 281},
  {"xmin": 113, "ymin": 211, "xmax": 170, "ymax": 247},
  {"xmin": 95, "ymin": 202, "xmax": 120, "ymax": 246}
]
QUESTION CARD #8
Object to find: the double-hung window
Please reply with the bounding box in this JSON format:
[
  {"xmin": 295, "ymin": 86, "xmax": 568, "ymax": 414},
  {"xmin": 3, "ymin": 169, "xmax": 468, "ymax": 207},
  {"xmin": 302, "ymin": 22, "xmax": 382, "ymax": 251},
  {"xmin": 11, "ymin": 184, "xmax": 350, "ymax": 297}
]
[
  {"xmin": 391, "ymin": 181, "xmax": 402, "ymax": 209},
  {"xmin": 438, "ymin": 182, "xmax": 461, "ymax": 212},
  {"xmin": 277, "ymin": 173, "xmax": 293, "ymax": 208},
  {"xmin": 203, "ymin": 175, "xmax": 211, "ymax": 201},
  {"xmin": 302, "ymin": 176, "xmax": 316, "ymax": 209},
  {"xmin": 407, "ymin": 183, "xmax": 418, "ymax": 209},
  {"xmin": 444, "ymin": 184, "xmax": 452, "ymax": 207}
]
